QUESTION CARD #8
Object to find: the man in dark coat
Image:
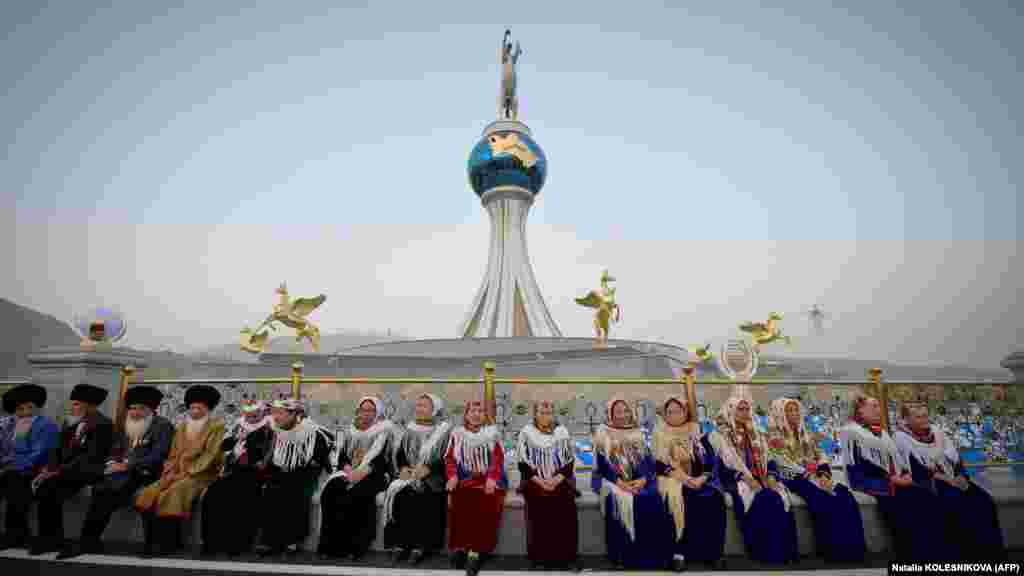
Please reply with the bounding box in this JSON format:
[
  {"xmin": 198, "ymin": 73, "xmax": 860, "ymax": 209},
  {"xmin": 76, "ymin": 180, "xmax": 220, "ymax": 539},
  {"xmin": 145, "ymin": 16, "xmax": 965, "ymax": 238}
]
[
  {"xmin": 0, "ymin": 384, "xmax": 60, "ymax": 551},
  {"xmin": 59, "ymin": 386, "xmax": 174, "ymax": 558},
  {"xmin": 31, "ymin": 383, "xmax": 114, "ymax": 555}
]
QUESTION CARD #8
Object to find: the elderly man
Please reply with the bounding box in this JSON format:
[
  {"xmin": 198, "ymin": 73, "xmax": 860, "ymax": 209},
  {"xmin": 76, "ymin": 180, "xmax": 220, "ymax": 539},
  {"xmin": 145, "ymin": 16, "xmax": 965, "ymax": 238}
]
[
  {"xmin": 0, "ymin": 384, "xmax": 60, "ymax": 551},
  {"xmin": 59, "ymin": 386, "xmax": 174, "ymax": 558},
  {"xmin": 32, "ymin": 383, "xmax": 114, "ymax": 556},
  {"xmin": 260, "ymin": 398, "xmax": 333, "ymax": 557},
  {"xmin": 135, "ymin": 385, "xmax": 224, "ymax": 557}
]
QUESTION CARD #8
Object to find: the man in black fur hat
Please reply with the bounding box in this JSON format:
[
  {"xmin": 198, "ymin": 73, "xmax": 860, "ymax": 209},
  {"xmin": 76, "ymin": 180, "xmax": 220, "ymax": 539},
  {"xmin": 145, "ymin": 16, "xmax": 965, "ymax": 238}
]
[
  {"xmin": 0, "ymin": 384, "xmax": 60, "ymax": 551},
  {"xmin": 59, "ymin": 385, "xmax": 174, "ymax": 558},
  {"xmin": 31, "ymin": 383, "xmax": 114, "ymax": 555}
]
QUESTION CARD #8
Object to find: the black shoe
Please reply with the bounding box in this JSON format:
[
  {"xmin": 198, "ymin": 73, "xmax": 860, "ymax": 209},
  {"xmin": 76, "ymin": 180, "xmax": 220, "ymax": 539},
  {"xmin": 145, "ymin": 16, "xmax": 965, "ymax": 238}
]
[
  {"xmin": 672, "ymin": 557, "xmax": 687, "ymax": 572},
  {"xmin": 712, "ymin": 558, "xmax": 728, "ymax": 570},
  {"xmin": 29, "ymin": 540, "xmax": 59, "ymax": 556},
  {"xmin": 451, "ymin": 550, "xmax": 467, "ymax": 569},
  {"xmin": 0, "ymin": 536, "xmax": 28, "ymax": 552},
  {"xmin": 572, "ymin": 558, "xmax": 585, "ymax": 572},
  {"xmin": 350, "ymin": 549, "xmax": 366, "ymax": 561},
  {"xmin": 409, "ymin": 549, "xmax": 424, "ymax": 564},
  {"xmin": 393, "ymin": 548, "xmax": 410, "ymax": 564},
  {"xmin": 56, "ymin": 544, "xmax": 83, "ymax": 560},
  {"xmin": 466, "ymin": 553, "xmax": 482, "ymax": 576}
]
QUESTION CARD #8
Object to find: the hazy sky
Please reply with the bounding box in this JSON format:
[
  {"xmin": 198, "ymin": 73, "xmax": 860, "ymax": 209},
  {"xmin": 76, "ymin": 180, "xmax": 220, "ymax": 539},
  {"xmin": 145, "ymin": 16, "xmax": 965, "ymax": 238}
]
[{"xmin": 2, "ymin": 1, "xmax": 1021, "ymax": 369}]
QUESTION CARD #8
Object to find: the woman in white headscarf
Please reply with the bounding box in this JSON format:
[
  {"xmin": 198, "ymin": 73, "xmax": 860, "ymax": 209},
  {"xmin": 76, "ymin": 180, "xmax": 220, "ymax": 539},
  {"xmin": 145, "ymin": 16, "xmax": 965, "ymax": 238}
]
[
  {"xmin": 653, "ymin": 395, "xmax": 727, "ymax": 572},
  {"xmin": 317, "ymin": 396, "xmax": 394, "ymax": 560},
  {"xmin": 517, "ymin": 399, "xmax": 580, "ymax": 571},
  {"xmin": 766, "ymin": 396, "xmax": 866, "ymax": 563},
  {"xmin": 382, "ymin": 393, "xmax": 451, "ymax": 565},
  {"xmin": 707, "ymin": 395, "xmax": 798, "ymax": 565},
  {"xmin": 591, "ymin": 397, "xmax": 671, "ymax": 570}
]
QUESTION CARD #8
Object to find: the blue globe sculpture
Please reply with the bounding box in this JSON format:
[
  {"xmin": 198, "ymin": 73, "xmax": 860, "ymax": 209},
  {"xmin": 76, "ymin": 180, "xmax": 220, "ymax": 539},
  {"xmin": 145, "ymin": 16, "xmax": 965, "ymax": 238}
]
[{"xmin": 467, "ymin": 130, "xmax": 547, "ymax": 197}]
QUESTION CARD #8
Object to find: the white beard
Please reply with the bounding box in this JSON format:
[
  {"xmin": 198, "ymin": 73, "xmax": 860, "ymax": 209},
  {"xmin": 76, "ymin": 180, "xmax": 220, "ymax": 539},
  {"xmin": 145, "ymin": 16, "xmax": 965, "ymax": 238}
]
[
  {"xmin": 125, "ymin": 414, "xmax": 153, "ymax": 446},
  {"xmin": 186, "ymin": 415, "xmax": 209, "ymax": 439},
  {"xmin": 64, "ymin": 414, "xmax": 82, "ymax": 427}
]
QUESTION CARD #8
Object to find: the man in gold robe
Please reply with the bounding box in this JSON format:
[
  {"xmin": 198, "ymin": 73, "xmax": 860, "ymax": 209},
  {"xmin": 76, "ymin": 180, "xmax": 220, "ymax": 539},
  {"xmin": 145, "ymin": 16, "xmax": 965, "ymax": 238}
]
[{"xmin": 135, "ymin": 385, "xmax": 224, "ymax": 557}]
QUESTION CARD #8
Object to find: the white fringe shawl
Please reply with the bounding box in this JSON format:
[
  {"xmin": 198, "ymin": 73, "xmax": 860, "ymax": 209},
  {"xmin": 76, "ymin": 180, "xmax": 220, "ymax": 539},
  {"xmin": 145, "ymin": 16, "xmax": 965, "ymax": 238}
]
[
  {"xmin": 893, "ymin": 427, "xmax": 958, "ymax": 478},
  {"xmin": 325, "ymin": 419, "xmax": 395, "ymax": 484},
  {"xmin": 839, "ymin": 422, "xmax": 906, "ymax": 475},
  {"xmin": 448, "ymin": 425, "xmax": 500, "ymax": 476},
  {"xmin": 271, "ymin": 417, "xmax": 331, "ymax": 472},
  {"xmin": 382, "ymin": 421, "xmax": 451, "ymax": 525},
  {"xmin": 517, "ymin": 424, "xmax": 573, "ymax": 480},
  {"xmin": 707, "ymin": 429, "xmax": 791, "ymax": 513}
]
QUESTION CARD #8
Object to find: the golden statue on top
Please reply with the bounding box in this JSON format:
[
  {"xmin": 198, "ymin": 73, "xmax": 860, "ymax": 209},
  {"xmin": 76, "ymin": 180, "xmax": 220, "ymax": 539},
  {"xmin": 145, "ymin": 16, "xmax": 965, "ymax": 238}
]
[
  {"xmin": 240, "ymin": 283, "xmax": 327, "ymax": 354},
  {"xmin": 575, "ymin": 270, "xmax": 621, "ymax": 348},
  {"xmin": 739, "ymin": 312, "xmax": 792, "ymax": 352}
]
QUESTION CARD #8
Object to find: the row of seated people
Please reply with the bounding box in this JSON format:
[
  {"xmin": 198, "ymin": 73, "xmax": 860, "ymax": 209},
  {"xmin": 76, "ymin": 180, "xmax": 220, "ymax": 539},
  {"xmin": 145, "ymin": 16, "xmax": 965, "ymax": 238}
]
[{"xmin": 0, "ymin": 382, "xmax": 1008, "ymax": 575}]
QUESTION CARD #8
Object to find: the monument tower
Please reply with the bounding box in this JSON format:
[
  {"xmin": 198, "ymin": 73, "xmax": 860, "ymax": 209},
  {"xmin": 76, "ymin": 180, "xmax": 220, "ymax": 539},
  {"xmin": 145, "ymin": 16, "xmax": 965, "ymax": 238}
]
[{"xmin": 459, "ymin": 30, "xmax": 562, "ymax": 338}]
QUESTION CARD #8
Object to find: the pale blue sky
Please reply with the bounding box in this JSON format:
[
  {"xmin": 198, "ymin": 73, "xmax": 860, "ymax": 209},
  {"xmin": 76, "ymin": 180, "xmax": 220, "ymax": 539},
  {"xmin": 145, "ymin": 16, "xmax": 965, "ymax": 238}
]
[{"xmin": 2, "ymin": 1, "xmax": 1021, "ymax": 368}]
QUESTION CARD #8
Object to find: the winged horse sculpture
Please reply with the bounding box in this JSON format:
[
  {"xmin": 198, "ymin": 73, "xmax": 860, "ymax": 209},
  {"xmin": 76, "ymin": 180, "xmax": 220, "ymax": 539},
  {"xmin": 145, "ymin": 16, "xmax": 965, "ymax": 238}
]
[
  {"xmin": 575, "ymin": 270, "xmax": 621, "ymax": 347},
  {"xmin": 240, "ymin": 283, "xmax": 327, "ymax": 354},
  {"xmin": 738, "ymin": 312, "xmax": 792, "ymax": 352}
]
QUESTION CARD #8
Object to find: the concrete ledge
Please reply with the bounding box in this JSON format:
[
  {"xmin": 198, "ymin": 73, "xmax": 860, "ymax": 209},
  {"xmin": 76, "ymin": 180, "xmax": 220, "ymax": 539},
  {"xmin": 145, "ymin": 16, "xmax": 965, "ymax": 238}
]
[{"xmin": 3, "ymin": 479, "xmax": 1021, "ymax": 558}]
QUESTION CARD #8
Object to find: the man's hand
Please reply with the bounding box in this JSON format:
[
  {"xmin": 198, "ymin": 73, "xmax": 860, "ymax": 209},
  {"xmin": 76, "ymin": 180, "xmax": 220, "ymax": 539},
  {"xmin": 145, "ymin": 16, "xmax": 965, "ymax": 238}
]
[
  {"xmin": 349, "ymin": 468, "xmax": 368, "ymax": 484},
  {"xmin": 671, "ymin": 469, "xmax": 687, "ymax": 482},
  {"xmin": 414, "ymin": 465, "xmax": 430, "ymax": 480},
  {"xmin": 108, "ymin": 462, "xmax": 129, "ymax": 474},
  {"xmin": 615, "ymin": 479, "xmax": 634, "ymax": 493},
  {"xmin": 446, "ymin": 477, "xmax": 458, "ymax": 493},
  {"xmin": 631, "ymin": 478, "xmax": 647, "ymax": 491},
  {"xmin": 484, "ymin": 477, "xmax": 497, "ymax": 495},
  {"xmin": 399, "ymin": 467, "xmax": 414, "ymax": 481},
  {"xmin": 343, "ymin": 464, "xmax": 353, "ymax": 476}
]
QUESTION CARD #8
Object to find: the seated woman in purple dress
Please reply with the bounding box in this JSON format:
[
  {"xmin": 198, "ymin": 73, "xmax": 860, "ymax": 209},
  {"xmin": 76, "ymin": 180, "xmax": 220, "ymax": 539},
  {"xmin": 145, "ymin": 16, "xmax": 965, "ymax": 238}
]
[
  {"xmin": 654, "ymin": 395, "xmax": 727, "ymax": 572},
  {"xmin": 766, "ymin": 397, "xmax": 866, "ymax": 563},
  {"xmin": 893, "ymin": 401, "xmax": 1005, "ymax": 561},
  {"xmin": 708, "ymin": 395, "xmax": 799, "ymax": 565},
  {"xmin": 840, "ymin": 392, "xmax": 942, "ymax": 561},
  {"xmin": 591, "ymin": 397, "xmax": 672, "ymax": 570}
]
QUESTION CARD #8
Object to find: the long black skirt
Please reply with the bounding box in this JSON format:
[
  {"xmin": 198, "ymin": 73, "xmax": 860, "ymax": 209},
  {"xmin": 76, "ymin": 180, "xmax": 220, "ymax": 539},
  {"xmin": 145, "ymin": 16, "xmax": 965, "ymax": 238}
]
[
  {"xmin": 383, "ymin": 487, "xmax": 446, "ymax": 552},
  {"xmin": 318, "ymin": 476, "xmax": 384, "ymax": 557},
  {"xmin": 200, "ymin": 471, "xmax": 263, "ymax": 554},
  {"xmin": 262, "ymin": 469, "xmax": 319, "ymax": 551}
]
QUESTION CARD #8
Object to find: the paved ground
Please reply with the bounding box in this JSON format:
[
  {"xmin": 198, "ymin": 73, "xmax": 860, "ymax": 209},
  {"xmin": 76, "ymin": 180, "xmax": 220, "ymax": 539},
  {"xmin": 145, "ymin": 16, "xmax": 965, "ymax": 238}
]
[{"xmin": 1, "ymin": 547, "xmax": 1019, "ymax": 575}]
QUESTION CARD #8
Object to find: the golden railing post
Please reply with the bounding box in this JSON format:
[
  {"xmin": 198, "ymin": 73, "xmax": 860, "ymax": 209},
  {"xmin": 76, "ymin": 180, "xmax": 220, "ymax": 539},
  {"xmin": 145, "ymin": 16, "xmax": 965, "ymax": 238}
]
[
  {"xmin": 483, "ymin": 361, "xmax": 497, "ymax": 426},
  {"xmin": 870, "ymin": 368, "xmax": 888, "ymax": 431},
  {"xmin": 291, "ymin": 362, "xmax": 304, "ymax": 400},
  {"xmin": 116, "ymin": 365, "xmax": 135, "ymax": 432},
  {"xmin": 684, "ymin": 363, "xmax": 698, "ymax": 424}
]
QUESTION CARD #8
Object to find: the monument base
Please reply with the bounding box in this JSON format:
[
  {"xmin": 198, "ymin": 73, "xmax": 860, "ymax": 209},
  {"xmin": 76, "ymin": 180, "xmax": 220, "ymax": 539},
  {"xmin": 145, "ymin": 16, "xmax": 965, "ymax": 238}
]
[{"xmin": 27, "ymin": 346, "xmax": 149, "ymax": 424}]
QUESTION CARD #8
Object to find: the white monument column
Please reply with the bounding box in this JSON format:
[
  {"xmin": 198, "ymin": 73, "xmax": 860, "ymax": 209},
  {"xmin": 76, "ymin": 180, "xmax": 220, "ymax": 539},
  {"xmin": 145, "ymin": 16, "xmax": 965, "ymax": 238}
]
[{"xmin": 27, "ymin": 346, "xmax": 148, "ymax": 424}]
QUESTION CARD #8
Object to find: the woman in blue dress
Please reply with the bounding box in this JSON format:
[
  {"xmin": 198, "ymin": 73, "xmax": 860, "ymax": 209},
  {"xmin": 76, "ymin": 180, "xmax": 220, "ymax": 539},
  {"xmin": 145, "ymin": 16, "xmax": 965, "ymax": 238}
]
[
  {"xmin": 591, "ymin": 397, "xmax": 672, "ymax": 570},
  {"xmin": 893, "ymin": 401, "xmax": 1005, "ymax": 561},
  {"xmin": 653, "ymin": 395, "xmax": 727, "ymax": 572},
  {"xmin": 840, "ymin": 392, "xmax": 942, "ymax": 561},
  {"xmin": 708, "ymin": 395, "xmax": 799, "ymax": 565},
  {"xmin": 766, "ymin": 397, "xmax": 866, "ymax": 563}
]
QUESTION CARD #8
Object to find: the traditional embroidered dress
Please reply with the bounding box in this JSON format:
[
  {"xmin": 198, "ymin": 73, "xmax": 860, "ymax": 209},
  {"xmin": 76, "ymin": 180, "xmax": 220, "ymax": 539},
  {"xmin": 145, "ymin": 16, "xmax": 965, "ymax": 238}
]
[
  {"xmin": 446, "ymin": 400, "xmax": 508, "ymax": 557},
  {"xmin": 653, "ymin": 396, "xmax": 727, "ymax": 566},
  {"xmin": 766, "ymin": 398, "xmax": 866, "ymax": 562},
  {"xmin": 383, "ymin": 393, "xmax": 451, "ymax": 556},
  {"xmin": 839, "ymin": 414, "xmax": 938, "ymax": 561},
  {"xmin": 591, "ymin": 398, "xmax": 670, "ymax": 570},
  {"xmin": 893, "ymin": 419, "xmax": 1006, "ymax": 561},
  {"xmin": 517, "ymin": 403, "xmax": 580, "ymax": 567},
  {"xmin": 261, "ymin": 401, "xmax": 334, "ymax": 554},
  {"xmin": 708, "ymin": 396, "xmax": 798, "ymax": 564},
  {"xmin": 318, "ymin": 396, "xmax": 394, "ymax": 558},
  {"xmin": 201, "ymin": 404, "xmax": 274, "ymax": 556}
]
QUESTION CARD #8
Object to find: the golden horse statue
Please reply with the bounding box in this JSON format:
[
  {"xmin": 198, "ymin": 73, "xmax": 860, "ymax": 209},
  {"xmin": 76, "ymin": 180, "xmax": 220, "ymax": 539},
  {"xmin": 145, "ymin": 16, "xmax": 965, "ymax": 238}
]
[
  {"xmin": 575, "ymin": 270, "xmax": 621, "ymax": 347},
  {"xmin": 240, "ymin": 283, "xmax": 327, "ymax": 354},
  {"xmin": 738, "ymin": 312, "xmax": 792, "ymax": 352}
]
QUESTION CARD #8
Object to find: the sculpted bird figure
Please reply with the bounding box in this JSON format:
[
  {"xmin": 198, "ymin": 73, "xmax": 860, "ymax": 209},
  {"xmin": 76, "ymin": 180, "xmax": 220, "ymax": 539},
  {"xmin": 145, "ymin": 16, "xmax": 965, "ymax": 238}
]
[
  {"xmin": 739, "ymin": 312, "xmax": 792, "ymax": 351},
  {"xmin": 687, "ymin": 343, "xmax": 716, "ymax": 366}
]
